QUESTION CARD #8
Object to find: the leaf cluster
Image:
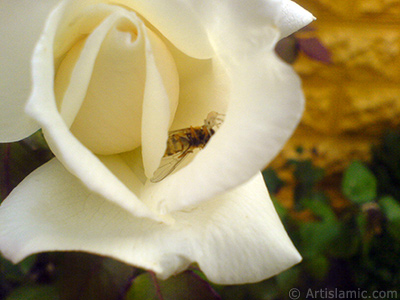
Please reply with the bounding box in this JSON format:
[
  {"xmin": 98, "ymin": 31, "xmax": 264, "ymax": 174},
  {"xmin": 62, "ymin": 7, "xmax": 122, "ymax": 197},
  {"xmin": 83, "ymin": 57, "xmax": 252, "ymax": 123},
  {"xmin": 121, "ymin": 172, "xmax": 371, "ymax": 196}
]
[{"xmin": 262, "ymin": 130, "xmax": 400, "ymax": 298}]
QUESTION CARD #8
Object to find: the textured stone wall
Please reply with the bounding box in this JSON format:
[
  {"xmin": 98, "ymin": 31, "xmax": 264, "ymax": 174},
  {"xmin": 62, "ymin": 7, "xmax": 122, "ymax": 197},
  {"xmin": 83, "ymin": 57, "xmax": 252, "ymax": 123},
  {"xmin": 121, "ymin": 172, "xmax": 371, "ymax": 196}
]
[{"xmin": 271, "ymin": 0, "xmax": 400, "ymax": 176}]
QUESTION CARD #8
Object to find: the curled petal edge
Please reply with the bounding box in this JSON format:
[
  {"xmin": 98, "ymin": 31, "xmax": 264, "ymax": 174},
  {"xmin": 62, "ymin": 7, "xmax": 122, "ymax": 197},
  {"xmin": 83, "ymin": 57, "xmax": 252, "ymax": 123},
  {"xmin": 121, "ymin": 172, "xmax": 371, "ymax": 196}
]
[{"xmin": 0, "ymin": 159, "xmax": 300, "ymax": 284}]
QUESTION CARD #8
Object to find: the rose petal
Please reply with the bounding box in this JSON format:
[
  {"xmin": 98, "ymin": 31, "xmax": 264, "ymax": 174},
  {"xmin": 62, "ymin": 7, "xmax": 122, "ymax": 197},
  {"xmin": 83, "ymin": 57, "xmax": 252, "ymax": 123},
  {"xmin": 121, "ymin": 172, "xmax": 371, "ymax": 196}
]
[
  {"xmin": 144, "ymin": 0, "xmax": 314, "ymax": 213},
  {"xmin": 52, "ymin": 0, "xmax": 212, "ymax": 59},
  {"xmin": 146, "ymin": 43, "xmax": 306, "ymax": 214},
  {"xmin": 189, "ymin": 0, "xmax": 313, "ymax": 56},
  {"xmin": 114, "ymin": 0, "xmax": 214, "ymax": 59},
  {"xmin": 96, "ymin": 154, "xmax": 144, "ymax": 197},
  {"xmin": 25, "ymin": 3, "xmax": 168, "ymax": 221},
  {"xmin": 56, "ymin": 4, "xmax": 178, "ymax": 157},
  {"xmin": 0, "ymin": 0, "xmax": 59, "ymax": 142},
  {"xmin": 57, "ymin": 9, "xmax": 136, "ymax": 128},
  {"xmin": 0, "ymin": 159, "xmax": 169, "ymax": 264},
  {"xmin": 141, "ymin": 28, "xmax": 179, "ymax": 178},
  {"xmin": 193, "ymin": 173, "xmax": 301, "ymax": 284},
  {"xmin": 0, "ymin": 161, "xmax": 300, "ymax": 284},
  {"xmin": 167, "ymin": 50, "xmax": 230, "ymax": 130},
  {"xmin": 166, "ymin": 0, "xmax": 313, "ymax": 127},
  {"xmin": 277, "ymin": 0, "xmax": 315, "ymax": 38},
  {"xmin": 63, "ymin": 8, "xmax": 176, "ymax": 156}
]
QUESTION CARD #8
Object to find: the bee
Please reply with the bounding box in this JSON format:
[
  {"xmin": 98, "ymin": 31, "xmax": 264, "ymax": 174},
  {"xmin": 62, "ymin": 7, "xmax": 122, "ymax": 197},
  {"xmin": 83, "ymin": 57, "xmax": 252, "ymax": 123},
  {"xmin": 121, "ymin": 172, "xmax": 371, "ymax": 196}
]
[{"xmin": 150, "ymin": 111, "xmax": 224, "ymax": 183}]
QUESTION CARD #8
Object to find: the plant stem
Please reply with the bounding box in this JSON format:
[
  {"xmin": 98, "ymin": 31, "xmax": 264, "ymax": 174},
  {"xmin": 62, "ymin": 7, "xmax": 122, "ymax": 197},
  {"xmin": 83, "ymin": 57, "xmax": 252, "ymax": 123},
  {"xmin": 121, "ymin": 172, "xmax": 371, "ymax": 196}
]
[
  {"xmin": 150, "ymin": 271, "xmax": 165, "ymax": 300},
  {"xmin": 118, "ymin": 268, "xmax": 141, "ymax": 300},
  {"xmin": 2, "ymin": 144, "xmax": 11, "ymax": 199}
]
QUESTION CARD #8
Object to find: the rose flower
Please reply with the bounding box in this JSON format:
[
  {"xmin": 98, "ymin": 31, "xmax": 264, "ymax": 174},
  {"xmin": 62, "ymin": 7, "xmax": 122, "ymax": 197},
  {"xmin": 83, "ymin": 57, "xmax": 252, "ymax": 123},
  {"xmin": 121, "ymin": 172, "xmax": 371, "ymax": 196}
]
[{"xmin": 0, "ymin": 0, "xmax": 314, "ymax": 284}]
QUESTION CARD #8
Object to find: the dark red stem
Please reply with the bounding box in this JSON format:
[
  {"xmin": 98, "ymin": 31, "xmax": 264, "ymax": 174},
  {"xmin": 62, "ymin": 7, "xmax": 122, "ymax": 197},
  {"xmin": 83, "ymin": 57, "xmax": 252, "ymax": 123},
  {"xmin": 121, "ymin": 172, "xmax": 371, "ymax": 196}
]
[
  {"xmin": 2, "ymin": 144, "xmax": 11, "ymax": 199},
  {"xmin": 150, "ymin": 271, "xmax": 165, "ymax": 300}
]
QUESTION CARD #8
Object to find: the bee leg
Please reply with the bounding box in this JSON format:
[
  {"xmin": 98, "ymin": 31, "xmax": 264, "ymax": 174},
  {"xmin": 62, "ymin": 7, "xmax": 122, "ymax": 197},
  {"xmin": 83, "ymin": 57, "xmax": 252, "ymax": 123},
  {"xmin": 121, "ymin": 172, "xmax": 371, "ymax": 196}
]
[
  {"xmin": 190, "ymin": 126, "xmax": 198, "ymax": 140},
  {"xmin": 178, "ymin": 149, "xmax": 193, "ymax": 158}
]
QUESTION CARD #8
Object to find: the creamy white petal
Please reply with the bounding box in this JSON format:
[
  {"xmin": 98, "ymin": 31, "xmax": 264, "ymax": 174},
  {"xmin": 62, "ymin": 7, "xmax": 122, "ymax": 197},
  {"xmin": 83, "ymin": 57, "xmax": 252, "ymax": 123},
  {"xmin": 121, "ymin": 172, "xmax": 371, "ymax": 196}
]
[
  {"xmin": 65, "ymin": 9, "xmax": 165, "ymax": 155},
  {"xmin": 144, "ymin": 0, "xmax": 313, "ymax": 213},
  {"xmin": 25, "ymin": 3, "xmax": 164, "ymax": 221},
  {"xmin": 114, "ymin": 0, "xmax": 214, "ymax": 58},
  {"xmin": 0, "ymin": 159, "xmax": 169, "ymax": 264},
  {"xmin": 192, "ymin": 173, "xmax": 301, "ymax": 284},
  {"xmin": 52, "ymin": 0, "xmax": 212, "ymax": 59},
  {"xmin": 0, "ymin": 164, "xmax": 299, "ymax": 284},
  {"xmin": 0, "ymin": 0, "xmax": 59, "ymax": 142},
  {"xmin": 58, "ymin": 11, "xmax": 132, "ymax": 128},
  {"xmin": 141, "ymin": 28, "xmax": 179, "ymax": 178},
  {"xmin": 194, "ymin": 0, "xmax": 279, "ymax": 51},
  {"xmin": 96, "ymin": 154, "xmax": 144, "ymax": 197},
  {"xmin": 146, "ymin": 48, "xmax": 305, "ymax": 214},
  {"xmin": 277, "ymin": 0, "xmax": 315, "ymax": 38},
  {"xmin": 167, "ymin": 50, "xmax": 230, "ymax": 130}
]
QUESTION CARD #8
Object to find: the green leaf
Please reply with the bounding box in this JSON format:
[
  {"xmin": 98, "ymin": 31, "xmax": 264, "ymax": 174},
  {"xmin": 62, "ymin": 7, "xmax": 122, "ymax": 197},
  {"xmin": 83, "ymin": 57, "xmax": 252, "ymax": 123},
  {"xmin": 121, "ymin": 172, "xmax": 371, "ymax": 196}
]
[
  {"xmin": 247, "ymin": 280, "xmax": 280, "ymax": 300},
  {"xmin": 211, "ymin": 285, "xmax": 246, "ymax": 300},
  {"xmin": 328, "ymin": 220, "xmax": 361, "ymax": 258},
  {"xmin": 126, "ymin": 273, "xmax": 155, "ymax": 300},
  {"xmin": 0, "ymin": 254, "xmax": 43, "ymax": 299},
  {"xmin": 342, "ymin": 161, "xmax": 377, "ymax": 204},
  {"xmin": 302, "ymin": 198, "xmax": 336, "ymax": 221},
  {"xmin": 370, "ymin": 130, "xmax": 400, "ymax": 201},
  {"xmin": 126, "ymin": 271, "xmax": 221, "ymax": 300},
  {"xmin": 356, "ymin": 212, "xmax": 368, "ymax": 237},
  {"xmin": 357, "ymin": 212, "xmax": 370, "ymax": 257},
  {"xmin": 18, "ymin": 255, "xmax": 38, "ymax": 276},
  {"xmin": 291, "ymin": 160, "xmax": 324, "ymax": 186},
  {"xmin": 53, "ymin": 252, "xmax": 135, "ymax": 300},
  {"xmin": 379, "ymin": 196, "xmax": 400, "ymax": 242},
  {"xmin": 304, "ymin": 255, "xmax": 330, "ymax": 280},
  {"xmin": 276, "ymin": 266, "xmax": 300, "ymax": 293},
  {"xmin": 289, "ymin": 160, "xmax": 325, "ymax": 203},
  {"xmin": 271, "ymin": 196, "xmax": 288, "ymax": 219},
  {"xmin": 6, "ymin": 284, "xmax": 60, "ymax": 300},
  {"xmin": 299, "ymin": 200, "xmax": 340, "ymax": 258},
  {"xmin": 1, "ymin": 255, "xmax": 24, "ymax": 282},
  {"xmin": 299, "ymin": 221, "xmax": 339, "ymax": 259},
  {"xmin": 262, "ymin": 168, "xmax": 284, "ymax": 194},
  {"xmin": 380, "ymin": 196, "xmax": 400, "ymax": 222},
  {"xmin": 1, "ymin": 132, "xmax": 53, "ymax": 201}
]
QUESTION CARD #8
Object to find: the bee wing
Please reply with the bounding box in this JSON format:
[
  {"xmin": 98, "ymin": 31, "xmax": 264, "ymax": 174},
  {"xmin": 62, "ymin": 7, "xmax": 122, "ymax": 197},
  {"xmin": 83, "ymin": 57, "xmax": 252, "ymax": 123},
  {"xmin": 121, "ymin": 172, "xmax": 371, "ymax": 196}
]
[{"xmin": 150, "ymin": 145, "xmax": 193, "ymax": 183}]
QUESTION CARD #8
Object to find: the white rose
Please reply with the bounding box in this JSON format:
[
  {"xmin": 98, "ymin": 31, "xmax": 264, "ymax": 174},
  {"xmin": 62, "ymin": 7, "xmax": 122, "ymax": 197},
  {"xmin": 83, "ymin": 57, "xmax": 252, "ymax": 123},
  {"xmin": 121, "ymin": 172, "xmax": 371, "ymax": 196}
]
[{"xmin": 0, "ymin": 0, "xmax": 314, "ymax": 284}]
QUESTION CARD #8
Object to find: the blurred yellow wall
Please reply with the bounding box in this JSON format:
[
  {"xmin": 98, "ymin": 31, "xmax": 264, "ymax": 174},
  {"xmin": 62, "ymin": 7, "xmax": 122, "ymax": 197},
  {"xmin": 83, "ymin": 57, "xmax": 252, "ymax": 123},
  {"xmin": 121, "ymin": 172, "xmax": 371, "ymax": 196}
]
[{"xmin": 272, "ymin": 0, "xmax": 400, "ymax": 176}]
